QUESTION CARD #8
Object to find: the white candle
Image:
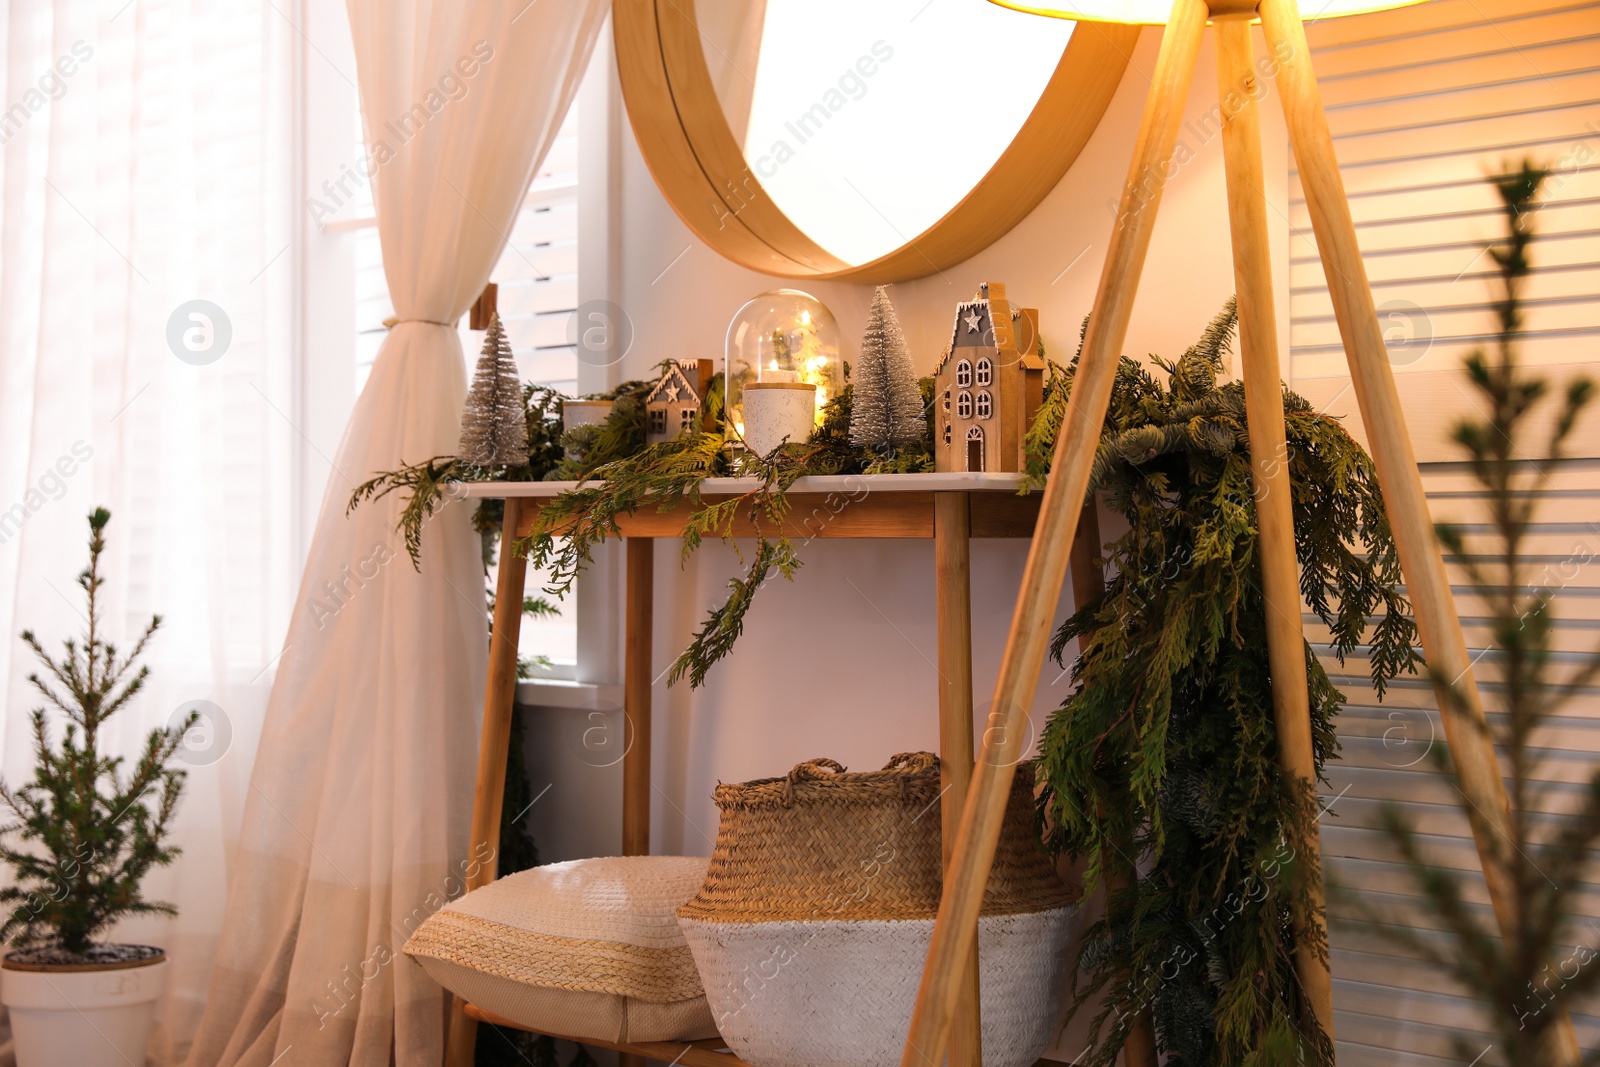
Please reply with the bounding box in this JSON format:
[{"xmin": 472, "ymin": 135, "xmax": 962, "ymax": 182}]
[{"xmin": 741, "ymin": 382, "xmax": 816, "ymax": 454}]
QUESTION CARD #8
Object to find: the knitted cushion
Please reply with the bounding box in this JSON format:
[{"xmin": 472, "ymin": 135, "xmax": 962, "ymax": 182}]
[{"xmin": 405, "ymin": 856, "xmax": 718, "ymax": 1043}]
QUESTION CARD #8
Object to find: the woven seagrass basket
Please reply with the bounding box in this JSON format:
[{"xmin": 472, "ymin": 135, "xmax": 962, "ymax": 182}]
[{"xmin": 677, "ymin": 753, "xmax": 1074, "ymax": 1067}]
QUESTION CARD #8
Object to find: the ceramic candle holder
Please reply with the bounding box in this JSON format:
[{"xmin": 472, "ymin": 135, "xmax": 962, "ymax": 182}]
[
  {"xmin": 739, "ymin": 382, "xmax": 817, "ymax": 455},
  {"xmin": 562, "ymin": 399, "xmax": 615, "ymax": 431},
  {"xmin": 562, "ymin": 400, "xmax": 615, "ymax": 463}
]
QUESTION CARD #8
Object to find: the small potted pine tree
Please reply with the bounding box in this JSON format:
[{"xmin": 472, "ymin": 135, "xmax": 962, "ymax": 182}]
[{"xmin": 0, "ymin": 509, "xmax": 196, "ymax": 1067}]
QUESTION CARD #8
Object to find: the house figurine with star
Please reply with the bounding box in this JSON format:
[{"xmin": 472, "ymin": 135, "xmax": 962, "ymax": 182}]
[
  {"xmin": 644, "ymin": 358, "xmax": 714, "ymax": 445},
  {"xmin": 932, "ymin": 282, "xmax": 1044, "ymax": 473}
]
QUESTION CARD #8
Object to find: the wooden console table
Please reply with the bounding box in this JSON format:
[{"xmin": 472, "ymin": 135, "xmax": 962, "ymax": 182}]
[{"xmin": 449, "ymin": 472, "xmax": 1094, "ymax": 1067}]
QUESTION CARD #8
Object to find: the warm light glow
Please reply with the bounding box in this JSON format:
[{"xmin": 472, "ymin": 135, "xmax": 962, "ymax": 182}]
[
  {"xmin": 985, "ymin": 0, "xmax": 1431, "ymax": 24},
  {"xmin": 729, "ymin": 0, "xmax": 1075, "ymax": 264},
  {"xmin": 726, "ymin": 289, "xmax": 842, "ymax": 433}
]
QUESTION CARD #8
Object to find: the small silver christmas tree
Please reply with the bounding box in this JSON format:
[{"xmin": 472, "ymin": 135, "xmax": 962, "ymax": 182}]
[
  {"xmin": 850, "ymin": 286, "xmax": 925, "ymax": 452},
  {"xmin": 458, "ymin": 313, "xmax": 529, "ymax": 467}
]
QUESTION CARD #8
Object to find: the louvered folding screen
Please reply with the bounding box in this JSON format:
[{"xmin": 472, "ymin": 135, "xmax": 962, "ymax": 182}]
[{"xmin": 1292, "ymin": 2, "xmax": 1600, "ymax": 1062}]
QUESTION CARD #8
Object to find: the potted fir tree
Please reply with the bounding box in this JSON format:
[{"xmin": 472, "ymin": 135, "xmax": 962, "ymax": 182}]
[{"xmin": 0, "ymin": 509, "xmax": 195, "ymax": 1067}]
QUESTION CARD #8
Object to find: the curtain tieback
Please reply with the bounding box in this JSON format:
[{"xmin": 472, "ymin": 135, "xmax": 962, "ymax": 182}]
[{"xmin": 382, "ymin": 316, "xmax": 454, "ymax": 329}]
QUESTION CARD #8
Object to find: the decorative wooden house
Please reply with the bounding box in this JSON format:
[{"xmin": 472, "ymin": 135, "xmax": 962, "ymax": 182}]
[
  {"xmin": 644, "ymin": 358, "xmax": 714, "ymax": 445},
  {"xmin": 933, "ymin": 282, "xmax": 1044, "ymax": 473}
]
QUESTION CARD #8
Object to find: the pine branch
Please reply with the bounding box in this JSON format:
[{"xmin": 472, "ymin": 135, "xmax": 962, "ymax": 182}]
[{"xmin": 1342, "ymin": 162, "xmax": 1599, "ymax": 1067}]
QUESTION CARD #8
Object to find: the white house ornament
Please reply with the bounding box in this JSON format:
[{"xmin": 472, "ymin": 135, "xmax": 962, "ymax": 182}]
[{"xmin": 644, "ymin": 359, "xmax": 714, "ymax": 445}]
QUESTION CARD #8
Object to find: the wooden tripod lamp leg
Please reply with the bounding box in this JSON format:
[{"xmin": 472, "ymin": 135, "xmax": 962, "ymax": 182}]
[
  {"xmin": 448, "ymin": 497, "xmax": 532, "ymax": 1067},
  {"xmin": 898, "ymin": 3, "xmax": 1210, "ymax": 1065},
  {"xmin": 1256, "ymin": 1, "xmax": 1580, "ymax": 1062},
  {"xmin": 1213, "ymin": 15, "xmax": 1336, "ymax": 1044}
]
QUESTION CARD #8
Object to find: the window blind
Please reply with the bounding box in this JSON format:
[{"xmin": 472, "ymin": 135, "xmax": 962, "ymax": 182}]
[{"xmin": 353, "ymin": 102, "xmax": 582, "ymax": 395}]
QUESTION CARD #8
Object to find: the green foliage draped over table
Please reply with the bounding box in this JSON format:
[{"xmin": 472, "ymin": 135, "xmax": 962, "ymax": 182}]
[
  {"xmin": 518, "ymin": 373, "xmax": 936, "ymax": 688},
  {"xmin": 1033, "ymin": 302, "xmax": 1419, "ymax": 1067},
  {"xmin": 350, "ymin": 365, "xmax": 937, "ymax": 688}
]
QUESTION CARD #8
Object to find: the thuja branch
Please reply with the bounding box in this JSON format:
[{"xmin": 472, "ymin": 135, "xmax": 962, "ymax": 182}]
[
  {"xmin": 346, "ymin": 384, "xmax": 575, "ymax": 569},
  {"xmin": 1034, "ymin": 299, "xmax": 1419, "ymax": 1067},
  {"xmin": 352, "ymin": 365, "xmax": 935, "ymax": 688}
]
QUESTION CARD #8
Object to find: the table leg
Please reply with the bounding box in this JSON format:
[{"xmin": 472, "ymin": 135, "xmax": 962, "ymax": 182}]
[
  {"xmin": 934, "ymin": 492, "xmax": 982, "ymax": 1067},
  {"xmin": 449, "ymin": 497, "xmax": 531, "ymax": 1067},
  {"xmin": 619, "ymin": 537, "xmax": 654, "ymax": 1067},
  {"xmin": 623, "ymin": 537, "xmax": 654, "ymax": 858}
]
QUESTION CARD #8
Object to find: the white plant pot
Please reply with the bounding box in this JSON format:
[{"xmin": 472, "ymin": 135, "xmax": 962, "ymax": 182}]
[
  {"xmin": 2, "ymin": 955, "xmax": 167, "ymax": 1067},
  {"xmin": 679, "ymin": 909, "xmax": 1073, "ymax": 1067},
  {"xmin": 740, "ymin": 382, "xmax": 816, "ymax": 455}
]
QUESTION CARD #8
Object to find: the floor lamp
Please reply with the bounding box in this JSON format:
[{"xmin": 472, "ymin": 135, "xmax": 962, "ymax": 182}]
[{"xmin": 900, "ymin": 1, "xmax": 1583, "ymax": 1065}]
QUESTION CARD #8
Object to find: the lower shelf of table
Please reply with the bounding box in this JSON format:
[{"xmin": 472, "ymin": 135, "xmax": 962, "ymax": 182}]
[
  {"xmin": 465, "ymin": 1004, "xmax": 754, "ymax": 1067},
  {"xmin": 468, "ymin": 1003, "xmax": 1066, "ymax": 1067}
]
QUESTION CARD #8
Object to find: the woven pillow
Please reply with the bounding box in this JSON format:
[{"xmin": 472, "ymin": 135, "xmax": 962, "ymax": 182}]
[{"xmin": 405, "ymin": 856, "xmax": 718, "ymax": 1043}]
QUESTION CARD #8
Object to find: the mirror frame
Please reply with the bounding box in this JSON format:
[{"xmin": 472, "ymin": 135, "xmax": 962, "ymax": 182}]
[{"xmin": 614, "ymin": 0, "xmax": 1139, "ymax": 283}]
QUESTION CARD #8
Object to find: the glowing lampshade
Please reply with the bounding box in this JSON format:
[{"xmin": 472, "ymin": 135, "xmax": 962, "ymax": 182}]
[{"xmin": 986, "ymin": 0, "xmax": 1430, "ymax": 24}]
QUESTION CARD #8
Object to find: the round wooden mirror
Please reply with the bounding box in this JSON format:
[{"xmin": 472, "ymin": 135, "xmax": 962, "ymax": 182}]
[{"xmin": 615, "ymin": 1, "xmax": 1138, "ymax": 283}]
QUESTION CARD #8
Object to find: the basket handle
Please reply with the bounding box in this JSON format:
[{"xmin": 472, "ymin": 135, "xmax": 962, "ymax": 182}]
[
  {"xmin": 883, "ymin": 751, "xmax": 939, "ymax": 774},
  {"xmin": 782, "ymin": 757, "xmax": 846, "ymax": 806}
]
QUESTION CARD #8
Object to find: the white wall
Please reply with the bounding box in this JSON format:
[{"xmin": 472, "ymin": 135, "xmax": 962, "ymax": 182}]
[{"xmin": 604, "ymin": 22, "xmax": 1292, "ymax": 853}]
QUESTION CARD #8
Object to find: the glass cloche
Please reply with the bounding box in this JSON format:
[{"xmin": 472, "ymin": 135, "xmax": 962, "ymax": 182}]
[{"xmin": 724, "ymin": 289, "xmax": 843, "ymax": 438}]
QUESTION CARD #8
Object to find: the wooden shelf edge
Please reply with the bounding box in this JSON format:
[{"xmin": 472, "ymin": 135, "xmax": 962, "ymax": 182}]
[
  {"xmin": 509, "ymin": 489, "xmax": 1043, "ymax": 541},
  {"xmin": 457, "ymin": 471, "xmax": 1034, "ymax": 499},
  {"xmin": 464, "ymin": 1004, "xmax": 752, "ymax": 1067}
]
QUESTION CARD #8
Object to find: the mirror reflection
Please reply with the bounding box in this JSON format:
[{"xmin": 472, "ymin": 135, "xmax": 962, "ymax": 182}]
[{"xmin": 696, "ymin": 0, "xmax": 1076, "ymax": 265}]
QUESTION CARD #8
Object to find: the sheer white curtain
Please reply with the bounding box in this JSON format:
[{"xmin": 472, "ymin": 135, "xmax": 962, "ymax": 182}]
[
  {"xmin": 183, "ymin": 3, "xmax": 606, "ymax": 1065},
  {"xmin": 0, "ymin": 0, "xmax": 293, "ymax": 1063}
]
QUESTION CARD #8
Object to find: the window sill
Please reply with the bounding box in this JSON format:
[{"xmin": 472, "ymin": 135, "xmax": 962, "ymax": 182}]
[{"xmin": 515, "ymin": 679, "xmax": 624, "ymax": 710}]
